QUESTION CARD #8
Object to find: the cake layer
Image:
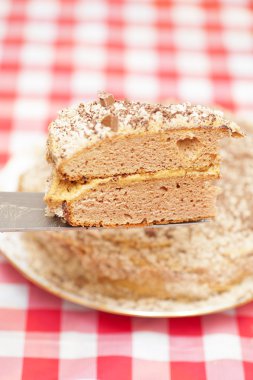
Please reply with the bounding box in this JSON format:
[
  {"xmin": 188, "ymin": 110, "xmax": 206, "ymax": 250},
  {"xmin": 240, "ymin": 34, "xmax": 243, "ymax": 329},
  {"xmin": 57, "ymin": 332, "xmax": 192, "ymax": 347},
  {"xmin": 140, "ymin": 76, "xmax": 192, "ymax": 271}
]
[
  {"xmin": 47, "ymin": 97, "xmax": 243, "ymax": 181},
  {"xmin": 45, "ymin": 167, "xmax": 219, "ymax": 227},
  {"xmin": 54, "ymin": 128, "xmax": 224, "ymax": 181}
]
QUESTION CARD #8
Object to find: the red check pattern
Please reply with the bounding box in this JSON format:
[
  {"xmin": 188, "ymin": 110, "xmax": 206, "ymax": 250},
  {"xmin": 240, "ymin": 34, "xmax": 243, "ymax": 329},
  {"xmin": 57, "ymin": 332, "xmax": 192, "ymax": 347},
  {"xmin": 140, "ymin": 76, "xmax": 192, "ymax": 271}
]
[{"xmin": 0, "ymin": 1, "xmax": 253, "ymax": 379}]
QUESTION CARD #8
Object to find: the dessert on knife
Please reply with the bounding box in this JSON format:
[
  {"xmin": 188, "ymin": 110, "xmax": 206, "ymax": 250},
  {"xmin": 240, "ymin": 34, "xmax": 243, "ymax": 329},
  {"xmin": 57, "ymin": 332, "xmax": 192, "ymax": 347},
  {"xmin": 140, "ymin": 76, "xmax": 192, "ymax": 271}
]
[{"xmin": 45, "ymin": 93, "xmax": 243, "ymax": 227}]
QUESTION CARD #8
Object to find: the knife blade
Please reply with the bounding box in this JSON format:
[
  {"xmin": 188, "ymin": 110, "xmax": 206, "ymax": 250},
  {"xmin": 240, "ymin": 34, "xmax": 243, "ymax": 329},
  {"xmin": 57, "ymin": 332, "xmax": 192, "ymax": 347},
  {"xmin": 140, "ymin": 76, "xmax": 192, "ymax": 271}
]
[
  {"xmin": 0, "ymin": 192, "xmax": 207, "ymax": 232},
  {"xmin": 0, "ymin": 192, "xmax": 73, "ymax": 231}
]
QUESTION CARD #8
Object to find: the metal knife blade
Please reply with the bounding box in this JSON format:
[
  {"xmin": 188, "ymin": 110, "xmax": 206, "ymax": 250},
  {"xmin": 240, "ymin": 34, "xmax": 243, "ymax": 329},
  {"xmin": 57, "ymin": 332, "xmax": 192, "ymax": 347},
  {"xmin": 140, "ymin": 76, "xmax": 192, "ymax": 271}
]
[
  {"xmin": 0, "ymin": 192, "xmax": 75, "ymax": 232},
  {"xmin": 0, "ymin": 192, "xmax": 207, "ymax": 232}
]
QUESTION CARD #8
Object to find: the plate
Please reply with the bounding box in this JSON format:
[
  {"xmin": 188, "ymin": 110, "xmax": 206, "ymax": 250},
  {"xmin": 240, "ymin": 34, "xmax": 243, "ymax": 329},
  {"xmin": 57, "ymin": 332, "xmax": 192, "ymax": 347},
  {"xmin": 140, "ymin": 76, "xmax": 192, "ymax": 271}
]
[{"xmin": 1, "ymin": 154, "xmax": 253, "ymax": 317}]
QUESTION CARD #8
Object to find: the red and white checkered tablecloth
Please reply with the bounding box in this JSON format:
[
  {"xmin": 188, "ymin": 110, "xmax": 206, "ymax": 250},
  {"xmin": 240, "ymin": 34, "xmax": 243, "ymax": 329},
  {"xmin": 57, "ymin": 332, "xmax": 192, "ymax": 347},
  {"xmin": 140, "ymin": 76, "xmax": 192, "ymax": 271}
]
[{"xmin": 0, "ymin": 1, "xmax": 253, "ymax": 379}]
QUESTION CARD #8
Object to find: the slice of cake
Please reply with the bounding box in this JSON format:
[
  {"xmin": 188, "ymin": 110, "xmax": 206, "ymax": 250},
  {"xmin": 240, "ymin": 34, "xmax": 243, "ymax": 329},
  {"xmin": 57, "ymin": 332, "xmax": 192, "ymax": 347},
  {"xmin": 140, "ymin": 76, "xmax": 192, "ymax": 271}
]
[{"xmin": 45, "ymin": 93, "xmax": 243, "ymax": 227}]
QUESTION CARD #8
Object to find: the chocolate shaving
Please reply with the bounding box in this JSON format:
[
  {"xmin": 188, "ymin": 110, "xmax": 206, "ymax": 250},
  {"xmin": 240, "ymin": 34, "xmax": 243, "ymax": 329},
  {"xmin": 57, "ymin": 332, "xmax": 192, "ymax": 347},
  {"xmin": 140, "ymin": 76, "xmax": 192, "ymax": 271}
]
[
  {"xmin": 101, "ymin": 114, "xmax": 119, "ymax": 131},
  {"xmin": 98, "ymin": 92, "xmax": 115, "ymax": 107}
]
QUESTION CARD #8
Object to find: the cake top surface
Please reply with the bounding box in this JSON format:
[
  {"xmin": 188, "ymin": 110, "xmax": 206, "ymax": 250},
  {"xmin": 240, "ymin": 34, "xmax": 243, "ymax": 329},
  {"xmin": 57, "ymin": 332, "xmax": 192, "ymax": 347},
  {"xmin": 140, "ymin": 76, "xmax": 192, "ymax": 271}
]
[{"xmin": 48, "ymin": 93, "xmax": 243, "ymax": 162}]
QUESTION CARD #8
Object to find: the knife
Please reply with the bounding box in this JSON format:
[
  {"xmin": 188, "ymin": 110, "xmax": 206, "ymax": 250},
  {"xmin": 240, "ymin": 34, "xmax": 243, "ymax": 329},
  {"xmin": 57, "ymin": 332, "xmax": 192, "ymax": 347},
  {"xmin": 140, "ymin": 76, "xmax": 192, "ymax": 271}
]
[
  {"xmin": 0, "ymin": 192, "xmax": 206, "ymax": 232},
  {"xmin": 0, "ymin": 192, "xmax": 72, "ymax": 232}
]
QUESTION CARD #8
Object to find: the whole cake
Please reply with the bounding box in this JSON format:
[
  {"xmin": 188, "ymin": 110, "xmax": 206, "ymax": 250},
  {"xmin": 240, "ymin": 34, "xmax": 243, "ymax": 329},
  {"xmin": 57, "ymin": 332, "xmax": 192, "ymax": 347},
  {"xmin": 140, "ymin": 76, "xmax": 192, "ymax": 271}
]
[
  {"xmin": 20, "ymin": 118, "xmax": 253, "ymax": 302},
  {"xmin": 45, "ymin": 94, "xmax": 243, "ymax": 227}
]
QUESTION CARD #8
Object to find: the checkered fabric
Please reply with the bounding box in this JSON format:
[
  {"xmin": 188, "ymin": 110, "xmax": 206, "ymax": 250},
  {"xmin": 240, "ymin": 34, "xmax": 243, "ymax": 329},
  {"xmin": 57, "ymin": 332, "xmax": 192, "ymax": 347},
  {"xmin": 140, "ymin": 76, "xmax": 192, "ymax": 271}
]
[{"xmin": 0, "ymin": 0, "xmax": 253, "ymax": 379}]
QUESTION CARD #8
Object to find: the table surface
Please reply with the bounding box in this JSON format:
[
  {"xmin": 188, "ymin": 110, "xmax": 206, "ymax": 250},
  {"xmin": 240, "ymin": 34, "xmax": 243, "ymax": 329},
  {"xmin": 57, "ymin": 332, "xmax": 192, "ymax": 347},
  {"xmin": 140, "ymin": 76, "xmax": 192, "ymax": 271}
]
[{"xmin": 0, "ymin": 1, "xmax": 253, "ymax": 379}]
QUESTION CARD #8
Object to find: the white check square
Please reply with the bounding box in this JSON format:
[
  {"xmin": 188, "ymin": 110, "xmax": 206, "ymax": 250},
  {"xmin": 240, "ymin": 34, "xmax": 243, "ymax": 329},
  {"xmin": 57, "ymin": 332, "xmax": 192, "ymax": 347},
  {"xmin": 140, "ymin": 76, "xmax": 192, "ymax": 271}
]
[
  {"xmin": 204, "ymin": 334, "xmax": 242, "ymax": 360},
  {"xmin": 17, "ymin": 70, "xmax": 52, "ymax": 95},
  {"xmin": 23, "ymin": 21, "xmax": 57, "ymax": 42},
  {"xmin": 220, "ymin": 6, "xmax": 252, "ymax": 27},
  {"xmin": 174, "ymin": 28, "xmax": 206, "ymax": 49},
  {"xmin": 20, "ymin": 43, "xmax": 54, "ymax": 66},
  {"xmin": 27, "ymin": 0, "xmax": 60, "ymax": 19},
  {"xmin": 73, "ymin": 46, "xmax": 106, "ymax": 69},
  {"xmin": 133, "ymin": 332, "xmax": 169, "ymax": 361},
  {"xmin": 123, "ymin": 3, "xmax": 156, "ymax": 23},
  {"xmin": 14, "ymin": 99, "xmax": 49, "ymax": 119},
  {"xmin": 176, "ymin": 52, "xmax": 210, "ymax": 75},
  {"xmin": 125, "ymin": 49, "xmax": 158, "ymax": 73},
  {"xmin": 124, "ymin": 26, "xmax": 157, "ymax": 47},
  {"xmin": 0, "ymin": 284, "xmax": 28, "ymax": 309},
  {"xmin": 0, "ymin": 1, "xmax": 11, "ymax": 17},
  {"xmin": 0, "ymin": 332, "xmax": 25, "ymax": 357},
  {"xmin": 178, "ymin": 78, "xmax": 213, "ymax": 103},
  {"xmin": 71, "ymin": 71, "xmax": 106, "ymax": 95},
  {"xmin": 125, "ymin": 74, "xmax": 159, "ymax": 100},
  {"xmin": 171, "ymin": 5, "xmax": 205, "ymax": 25},
  {"xmin": 75, "ymin": 1, "xmax": 108, "ymax": 20},
  {"xmin": 74, "ymin": 22, "xmax": 108, "ymax": 44},
  {"xmin": 223, "ymin": 31, "xmax": 253, "ymax": 52},
  {"xmin": 228, "ymin": 55, "xmax": 253, "ymax": 77},
  {"xmin": 232, "ymin": 80, "xmax": 253, "ymax": 104},
  {"xmin": 60, "ymin": 332, "xmax": 97, "ymax": 359}
]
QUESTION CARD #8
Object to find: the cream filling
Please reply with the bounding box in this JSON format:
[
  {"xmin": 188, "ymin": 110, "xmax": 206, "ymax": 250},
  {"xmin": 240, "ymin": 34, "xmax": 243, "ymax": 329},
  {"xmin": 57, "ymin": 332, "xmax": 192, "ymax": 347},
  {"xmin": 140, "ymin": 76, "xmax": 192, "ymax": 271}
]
[{"xmin": 45, "ymin": 165, "xmax": 220, "ymax": 203}]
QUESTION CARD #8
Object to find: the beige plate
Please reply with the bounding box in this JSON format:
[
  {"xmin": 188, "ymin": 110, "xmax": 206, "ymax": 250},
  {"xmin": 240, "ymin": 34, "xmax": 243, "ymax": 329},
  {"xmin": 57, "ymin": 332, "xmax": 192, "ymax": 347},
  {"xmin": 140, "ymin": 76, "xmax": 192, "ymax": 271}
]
[{"xmin": 1, "ymin": 153, "xmax": 253, "ymax": 317}]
